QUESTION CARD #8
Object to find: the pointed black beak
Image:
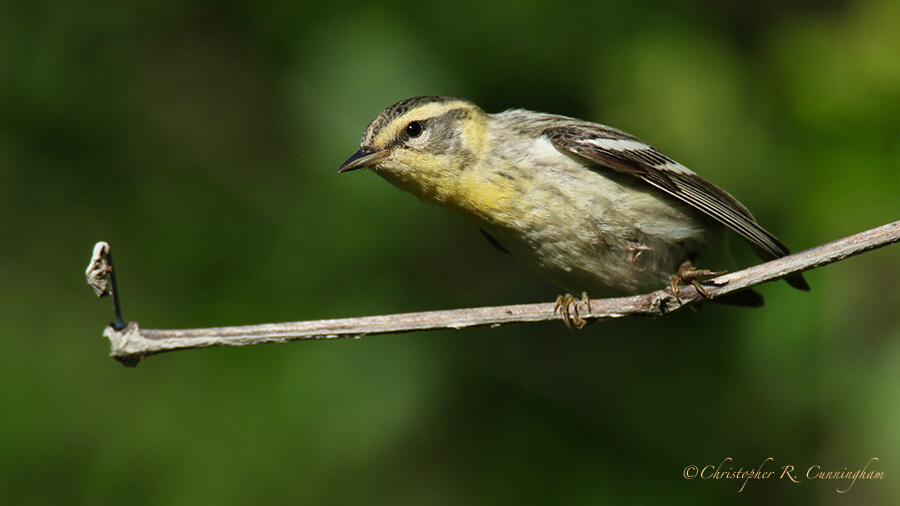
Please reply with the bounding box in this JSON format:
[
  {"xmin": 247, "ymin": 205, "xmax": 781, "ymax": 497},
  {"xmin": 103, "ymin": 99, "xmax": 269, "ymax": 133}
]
[{"xmin": 338, "ymin": 147, "xmax": 389, "ymax": 173}]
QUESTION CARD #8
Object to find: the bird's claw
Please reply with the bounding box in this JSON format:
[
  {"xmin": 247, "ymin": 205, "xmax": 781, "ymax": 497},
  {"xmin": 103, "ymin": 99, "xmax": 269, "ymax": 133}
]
[
  {"xmin": 669, "ymin": 262, "xmax": 726, "ymax": 299},
  {"xmin": 554, "ymin": 292, "xmax": 591, "ymax": 330}
]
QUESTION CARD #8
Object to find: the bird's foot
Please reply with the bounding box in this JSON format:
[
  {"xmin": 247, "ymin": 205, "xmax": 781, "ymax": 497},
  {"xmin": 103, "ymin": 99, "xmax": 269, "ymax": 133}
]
[
  {"xmin": 669, "ymin": 261, "xmax": 726, "ymax": 299},
  {"xmin": 554, "ymin": 292, "xmax": 591, "ymax": 330}
]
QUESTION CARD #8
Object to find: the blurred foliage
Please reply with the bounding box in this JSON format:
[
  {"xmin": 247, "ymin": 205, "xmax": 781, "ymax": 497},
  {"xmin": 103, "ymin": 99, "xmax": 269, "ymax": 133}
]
[{"xmin": 1, "ymin": 0, "xmax": 898, "ymax": 504}]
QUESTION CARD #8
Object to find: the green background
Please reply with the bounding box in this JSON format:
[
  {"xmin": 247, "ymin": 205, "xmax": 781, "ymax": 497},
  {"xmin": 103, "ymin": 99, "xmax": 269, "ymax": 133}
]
[{"xmin": 2, "ymin": 0, "xmax": 898, "ymax": 503}]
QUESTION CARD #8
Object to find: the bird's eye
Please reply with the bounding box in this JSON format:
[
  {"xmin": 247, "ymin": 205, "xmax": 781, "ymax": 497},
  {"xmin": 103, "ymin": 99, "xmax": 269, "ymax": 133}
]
[{"xmin": 405, "ymin": 121, "xmax": 423, "ymax": 138}]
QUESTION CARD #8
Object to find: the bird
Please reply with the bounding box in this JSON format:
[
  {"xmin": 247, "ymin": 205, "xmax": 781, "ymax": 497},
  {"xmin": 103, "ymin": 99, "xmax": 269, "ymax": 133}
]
[{"xmin": 339, "ymin": 96, "xmax": 808, "ymax": 325}]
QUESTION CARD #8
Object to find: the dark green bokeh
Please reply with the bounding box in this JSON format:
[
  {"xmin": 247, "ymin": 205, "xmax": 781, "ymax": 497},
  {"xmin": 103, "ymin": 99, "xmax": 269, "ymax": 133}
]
[{"xmin": 2, "ymin": 0, "xmax": 898, "ymax": 503}]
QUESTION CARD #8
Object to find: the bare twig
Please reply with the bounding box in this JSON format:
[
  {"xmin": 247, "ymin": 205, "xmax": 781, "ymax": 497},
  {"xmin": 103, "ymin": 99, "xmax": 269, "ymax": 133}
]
[{"xmin": 88, "ymin": 220, "xmax": 899, "ymax": 367}]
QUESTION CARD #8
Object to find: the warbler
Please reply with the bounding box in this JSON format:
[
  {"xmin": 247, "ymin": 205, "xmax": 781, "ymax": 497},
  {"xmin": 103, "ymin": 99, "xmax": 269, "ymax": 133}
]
[{"xmin": 339, "ymin": 96, "xmax": 809, "ymax": 311}]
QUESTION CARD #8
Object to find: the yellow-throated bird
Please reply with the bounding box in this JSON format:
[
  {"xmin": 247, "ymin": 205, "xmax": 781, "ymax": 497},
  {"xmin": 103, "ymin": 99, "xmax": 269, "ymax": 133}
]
[{"xmin": 340, "ymin": 96, "xmax": 808, "ymax": 320}]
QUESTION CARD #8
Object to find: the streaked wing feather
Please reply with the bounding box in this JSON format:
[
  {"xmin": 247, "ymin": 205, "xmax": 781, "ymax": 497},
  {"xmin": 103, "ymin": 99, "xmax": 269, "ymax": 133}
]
[{"xmin": 544, "ymin": 125, "xmax": 790, "ymax": 260}]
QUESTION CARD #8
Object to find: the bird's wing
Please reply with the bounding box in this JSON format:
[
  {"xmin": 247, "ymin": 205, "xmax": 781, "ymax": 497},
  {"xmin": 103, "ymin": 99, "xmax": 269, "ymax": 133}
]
[{"xmin": 545, "ymin": 124, "xmax": 809, "ymax": 290}]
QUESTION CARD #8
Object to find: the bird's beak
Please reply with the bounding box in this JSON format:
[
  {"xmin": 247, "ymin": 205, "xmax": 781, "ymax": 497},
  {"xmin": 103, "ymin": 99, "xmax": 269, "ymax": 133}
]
[{"xmin": 338, "ymin": 147, "xmax": 389, "ymax": 173}]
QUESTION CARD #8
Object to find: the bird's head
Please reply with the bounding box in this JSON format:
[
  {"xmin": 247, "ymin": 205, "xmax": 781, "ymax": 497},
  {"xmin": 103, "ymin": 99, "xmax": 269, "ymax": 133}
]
[{"xmin": 339, "ymin": 96, "xmax": 490, "ymax": 203}]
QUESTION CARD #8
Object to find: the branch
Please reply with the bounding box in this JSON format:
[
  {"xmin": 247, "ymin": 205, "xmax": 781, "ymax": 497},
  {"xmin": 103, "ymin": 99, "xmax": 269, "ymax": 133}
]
[{"xmin": 87, "ymin": 220, "xmax": 899, "ymax": 367}]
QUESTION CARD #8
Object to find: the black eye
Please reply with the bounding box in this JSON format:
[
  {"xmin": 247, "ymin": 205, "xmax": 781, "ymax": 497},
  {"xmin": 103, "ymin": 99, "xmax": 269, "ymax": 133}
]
[{"xmin": 405, "ymin": 121, "xmax": 423, "ymax": 138}]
